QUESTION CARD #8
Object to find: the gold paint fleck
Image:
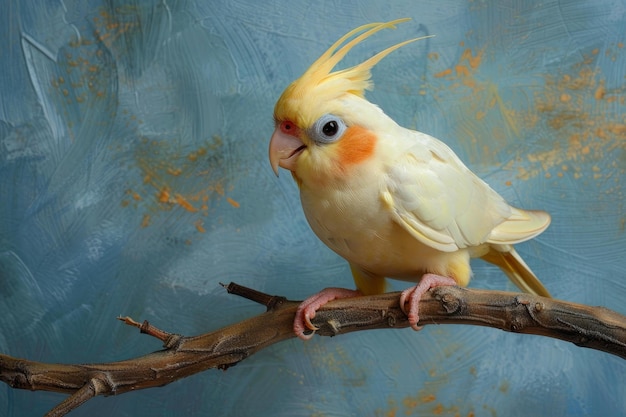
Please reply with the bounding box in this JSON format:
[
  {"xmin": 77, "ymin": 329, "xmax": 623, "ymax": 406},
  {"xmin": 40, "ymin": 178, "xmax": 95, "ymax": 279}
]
[
  {"xmin": 226, "ymin": 197, "xmax": 240, "ymax": 208},
  {"xmin": 140, "ymin": 214, "xmax": 151, "ymax": 228},
  {"xmin": 175, "ymin": 194, "xmax": 197, "ymax": 212},
  {"xmin": 434, "ymin": 68, "xmax": 452, "ymax": 78},
  {"xmin": 499, "ymin": 380, "xmax": 510, "ymax": 393},
  {"xmin": 158, "ymin": 187, "xmax": 171, "ymax": 203},
  {"xmin": 194, "ymin": 220, "xmax": 206, "ymax": 233}
]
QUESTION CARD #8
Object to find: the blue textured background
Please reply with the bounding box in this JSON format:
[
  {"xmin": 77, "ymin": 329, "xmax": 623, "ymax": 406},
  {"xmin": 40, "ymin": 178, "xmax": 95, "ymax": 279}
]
[{"xmin": 2, "ymin": 1, "xmax": 625, "ymax": 416}]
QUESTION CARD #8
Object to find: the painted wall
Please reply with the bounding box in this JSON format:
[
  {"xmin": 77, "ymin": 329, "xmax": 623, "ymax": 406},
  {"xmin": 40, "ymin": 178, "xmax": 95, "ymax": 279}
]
[{"xmin": 1, "ymin": 1, "xmax": 624, "ymax": 416}]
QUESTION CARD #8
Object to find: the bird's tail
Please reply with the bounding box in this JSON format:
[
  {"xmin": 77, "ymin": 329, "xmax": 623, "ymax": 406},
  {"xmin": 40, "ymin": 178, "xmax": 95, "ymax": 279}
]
[{"xmin": 480, "ymin": 246, "xmax": 551, "ymax": 297}]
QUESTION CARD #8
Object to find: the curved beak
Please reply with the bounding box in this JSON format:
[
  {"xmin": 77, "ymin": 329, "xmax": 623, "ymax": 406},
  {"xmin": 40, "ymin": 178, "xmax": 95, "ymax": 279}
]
[{"xmin": 269, "ymin": 127, "xmax": 306, "ymax": 176}]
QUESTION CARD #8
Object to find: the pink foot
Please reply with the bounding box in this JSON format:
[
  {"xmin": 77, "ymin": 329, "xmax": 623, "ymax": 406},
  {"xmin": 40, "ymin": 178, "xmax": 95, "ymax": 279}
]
[
  {"xmin": 294, "ymin": 288, "xmax": 361, "ymax": 340},
  {"xmin": 400, "ymin": 274, "xmax": 458, "ymax": 331}
]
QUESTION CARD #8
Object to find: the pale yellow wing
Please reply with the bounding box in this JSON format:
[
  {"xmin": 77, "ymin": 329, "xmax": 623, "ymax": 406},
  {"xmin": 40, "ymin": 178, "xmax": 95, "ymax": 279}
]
[
  {"xmin": 487, "ymin": 207, "xmax": 551, "ymax": 244},
  {"xmin": 382, "ymin": 130, "xmax": 547, "ymax": 252}
]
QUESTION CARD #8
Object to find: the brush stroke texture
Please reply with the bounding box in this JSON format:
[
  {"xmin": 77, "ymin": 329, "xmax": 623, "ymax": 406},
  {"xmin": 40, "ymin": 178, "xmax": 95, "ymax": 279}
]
[{"xmin": 0, "ymin": 0, "xmax": 624, "ymax": 416}]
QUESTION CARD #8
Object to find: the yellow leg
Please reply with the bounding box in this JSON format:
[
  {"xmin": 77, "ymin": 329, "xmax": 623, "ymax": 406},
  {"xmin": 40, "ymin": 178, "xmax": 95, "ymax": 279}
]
[{"xmin": 350, "ymin": 264, "xmax": 387, "ymax": 295}]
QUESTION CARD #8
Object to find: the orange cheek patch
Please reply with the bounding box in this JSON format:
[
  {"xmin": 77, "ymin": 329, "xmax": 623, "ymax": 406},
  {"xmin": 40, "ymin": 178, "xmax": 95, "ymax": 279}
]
[{"xmin": 336, "ymin": 125, "xmax": 377, "ymax": 166}]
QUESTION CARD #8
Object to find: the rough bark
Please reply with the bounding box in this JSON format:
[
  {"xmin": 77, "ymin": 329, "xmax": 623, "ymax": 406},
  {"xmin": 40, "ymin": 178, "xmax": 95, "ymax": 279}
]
[{"xmin": 1, "ymin": 284, "xmax": 625, "ymax": 417}]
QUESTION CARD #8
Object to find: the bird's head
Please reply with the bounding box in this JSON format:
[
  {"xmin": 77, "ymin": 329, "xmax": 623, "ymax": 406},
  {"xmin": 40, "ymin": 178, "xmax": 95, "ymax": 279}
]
[{"xmin": 269, "ymin": 18, "xmax": 430, "ymax": 186}]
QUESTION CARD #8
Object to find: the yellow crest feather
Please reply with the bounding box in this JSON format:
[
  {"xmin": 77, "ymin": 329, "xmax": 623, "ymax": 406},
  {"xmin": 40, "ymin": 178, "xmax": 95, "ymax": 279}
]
[{"xmin": 274, "ymin": 18, "xmax": 432, "ymax": 127}]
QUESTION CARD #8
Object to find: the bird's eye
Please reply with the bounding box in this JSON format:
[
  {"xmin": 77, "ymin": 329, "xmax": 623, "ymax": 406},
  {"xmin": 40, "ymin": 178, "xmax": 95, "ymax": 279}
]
[
  {"xmin": 322, "ymin": 120, "xmax": 338, "ymax": 136},
  {"xmin": 309, "ymin": 114, "xmax": 346, "ymax": 144}
]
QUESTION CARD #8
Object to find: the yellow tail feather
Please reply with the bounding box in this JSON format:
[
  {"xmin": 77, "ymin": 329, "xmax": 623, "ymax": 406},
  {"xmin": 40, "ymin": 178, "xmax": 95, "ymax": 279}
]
[{"xmin": 481, "ymin": 247, "xmax": 551, "ymax": 297}]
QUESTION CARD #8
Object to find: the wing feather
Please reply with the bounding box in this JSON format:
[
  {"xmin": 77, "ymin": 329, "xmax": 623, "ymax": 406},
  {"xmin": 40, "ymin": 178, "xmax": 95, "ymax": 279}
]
[
  {"xmin": 487, "ymin": 208, "xmax": 551, "ymax": 244},
  {"xmin": 382, "ymin": 131, "xmax": 520, "ymax": 252}
]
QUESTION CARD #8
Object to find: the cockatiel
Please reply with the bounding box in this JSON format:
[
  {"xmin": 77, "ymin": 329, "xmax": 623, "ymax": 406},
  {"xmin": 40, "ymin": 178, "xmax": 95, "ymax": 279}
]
[{"xmin": 269, "ymin": 18, "xmax": 551, "ymax": 340}]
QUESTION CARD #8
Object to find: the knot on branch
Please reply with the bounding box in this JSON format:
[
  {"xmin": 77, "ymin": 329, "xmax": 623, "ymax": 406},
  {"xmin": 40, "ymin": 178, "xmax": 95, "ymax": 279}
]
[
  {"xmin": 2, "ymin": 283, "xmax": 625, "ymax": 417},
  {"xmin": 1, "ymin": 359, "xmax": 31, "ymax": 390},
  {"xmin": 511, "ymin": 295, "xmax": 548, "ymax": 332},
  {"xmin": 384, "ymin": 308, "xmax": 405, "ymax": 328},
  {"xmin": 433, "ymin": 286, "xmax": 464, "ymax": 315}
]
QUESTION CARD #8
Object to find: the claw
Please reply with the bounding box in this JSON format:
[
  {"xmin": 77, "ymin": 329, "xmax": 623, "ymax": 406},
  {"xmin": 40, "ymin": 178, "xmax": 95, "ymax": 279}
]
[
  {"xmin": 294, "ymin": 304, "xmax": 320, "ymax": 339},
  {"xmin": 293, "ymin": 287, "xmax": 361, "ymax": 340},
  {"xmin": 400, "ymin": 274, "xmax": 458, "ymax": 331},
  {"xmin": 299, "ymin": 328, "xmax": 317, "ymax": 340},
  {"xmin": 399, "ymin": 291, "xmax": 410, "ymax": 315},
  {"xmin": 303, "ymin": 311, "xmax": 319, "ymax": 331}
]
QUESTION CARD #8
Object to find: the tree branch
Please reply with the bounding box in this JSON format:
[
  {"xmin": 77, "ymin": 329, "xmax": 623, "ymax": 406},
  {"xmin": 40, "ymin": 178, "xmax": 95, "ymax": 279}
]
[{"xmin": 1, "ymin": 284, "xmax": 625, "ymax": 416}]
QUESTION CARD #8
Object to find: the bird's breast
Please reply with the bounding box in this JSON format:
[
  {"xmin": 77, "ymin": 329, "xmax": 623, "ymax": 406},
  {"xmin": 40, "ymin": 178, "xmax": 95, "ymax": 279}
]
[{"xmin": 299, "ymin": 178, "xmax": 448, "ymax": 280}]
